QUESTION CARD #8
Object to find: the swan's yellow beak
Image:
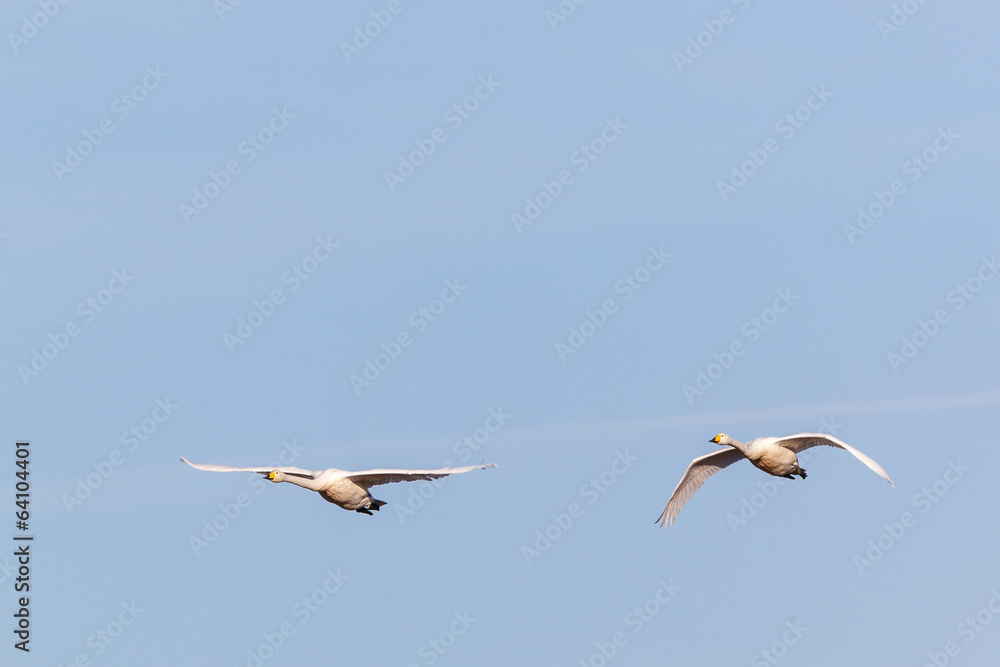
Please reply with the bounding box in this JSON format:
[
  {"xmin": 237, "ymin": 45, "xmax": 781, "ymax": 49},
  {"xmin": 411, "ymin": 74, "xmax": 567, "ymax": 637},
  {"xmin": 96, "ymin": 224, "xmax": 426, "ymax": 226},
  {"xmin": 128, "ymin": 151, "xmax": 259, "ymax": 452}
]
[
  {"xmin": 268, "ymin": 471, "xmax": 277, "ymax": 480},
  {"xmin": 711, "ymin": 434, "xmax": 722, "ymax": 444}
]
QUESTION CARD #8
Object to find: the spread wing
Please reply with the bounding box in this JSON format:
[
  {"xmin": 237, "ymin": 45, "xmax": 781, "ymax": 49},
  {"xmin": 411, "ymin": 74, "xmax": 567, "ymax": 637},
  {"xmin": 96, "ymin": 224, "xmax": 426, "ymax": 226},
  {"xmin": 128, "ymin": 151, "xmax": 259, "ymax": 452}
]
[
  {"xmin": 774, "ymin": 433, "xmax": 894, "ymax": 486},
  {"xmin": 346, "ymin": 463, "xmax": 497, "ymax": 489},
  {"xmin": 180, "ymin": 457, "xmax": 317, "ymax": 480},
  {"xmin": 656, "ymin": 448, "xmax": 746, "ymax": 528}
]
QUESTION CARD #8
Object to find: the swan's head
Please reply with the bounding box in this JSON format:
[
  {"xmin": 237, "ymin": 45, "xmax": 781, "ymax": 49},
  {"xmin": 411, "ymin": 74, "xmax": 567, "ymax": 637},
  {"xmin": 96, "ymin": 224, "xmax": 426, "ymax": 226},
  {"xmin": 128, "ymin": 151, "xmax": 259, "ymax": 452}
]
[
  {"xmin": 710, "ymin": 433, "xmax": 732, "ymax": 446},
  {"xmin": 267, "ymin": 470, "xmax": 285, "ymax": 483}
]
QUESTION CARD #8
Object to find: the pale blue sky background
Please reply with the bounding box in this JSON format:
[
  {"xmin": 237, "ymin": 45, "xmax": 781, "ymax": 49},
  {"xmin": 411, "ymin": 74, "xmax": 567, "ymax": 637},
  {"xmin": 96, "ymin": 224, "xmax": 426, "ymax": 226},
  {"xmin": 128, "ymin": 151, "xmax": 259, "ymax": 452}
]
[{"xmin": 3, "ymin": 1, "xmax": 1000, "ymax": 665}]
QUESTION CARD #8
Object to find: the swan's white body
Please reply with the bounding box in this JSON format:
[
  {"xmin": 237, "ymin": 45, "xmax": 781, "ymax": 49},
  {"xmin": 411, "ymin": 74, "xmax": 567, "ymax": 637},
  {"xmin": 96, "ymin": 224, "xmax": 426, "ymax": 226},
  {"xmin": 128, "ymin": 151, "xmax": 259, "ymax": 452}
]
[
  {"xmin": 656, "ymin": 433, "xmax": 893, "ymax": 528},
  {"xmin": 181, "ymin": 457, "xmax": 497, "ymax": 515}
]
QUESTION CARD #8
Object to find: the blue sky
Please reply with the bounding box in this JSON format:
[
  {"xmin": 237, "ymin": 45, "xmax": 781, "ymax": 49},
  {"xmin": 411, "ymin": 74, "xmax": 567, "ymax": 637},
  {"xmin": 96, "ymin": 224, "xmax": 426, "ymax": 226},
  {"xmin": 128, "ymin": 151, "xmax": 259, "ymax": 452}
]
[{"xmin": 3, "ymin": 1, "xmax": 1000, "ymax": 665}]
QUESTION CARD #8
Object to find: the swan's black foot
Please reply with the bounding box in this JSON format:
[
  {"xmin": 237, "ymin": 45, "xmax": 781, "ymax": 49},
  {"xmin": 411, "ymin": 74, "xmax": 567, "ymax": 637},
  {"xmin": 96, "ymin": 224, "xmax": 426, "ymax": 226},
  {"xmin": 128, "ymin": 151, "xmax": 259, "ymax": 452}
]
[
  {"xmin": 797, "ymin": 468, "xmax": 807, "ymax": 479},
  {"xmin": 370, "ymin": 499, "xmax": 387, "ymax": 511},
  {"xmin": 356, "ymin": 507, "xmax": 373, "ymax": 515}
]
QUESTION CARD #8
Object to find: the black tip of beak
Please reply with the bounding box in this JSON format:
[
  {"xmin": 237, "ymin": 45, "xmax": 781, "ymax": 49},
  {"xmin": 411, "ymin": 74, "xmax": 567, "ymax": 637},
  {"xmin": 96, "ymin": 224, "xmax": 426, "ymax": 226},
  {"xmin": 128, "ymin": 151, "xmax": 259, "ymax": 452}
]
[{"xmin": 708, "ymin": 438, "xmax": 716, "ymax": 443}]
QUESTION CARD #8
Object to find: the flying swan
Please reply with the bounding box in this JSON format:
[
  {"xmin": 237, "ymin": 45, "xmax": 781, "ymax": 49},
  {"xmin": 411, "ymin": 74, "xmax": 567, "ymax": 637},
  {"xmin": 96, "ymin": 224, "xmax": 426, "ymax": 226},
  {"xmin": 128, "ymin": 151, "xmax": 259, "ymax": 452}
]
[
  {"xmin": 656, "ymin": 433, "xmax": 893, "ymax": 528},
  {"xmin": 181, "ymin": 456, "xmax": 497, "ymax": 515}
]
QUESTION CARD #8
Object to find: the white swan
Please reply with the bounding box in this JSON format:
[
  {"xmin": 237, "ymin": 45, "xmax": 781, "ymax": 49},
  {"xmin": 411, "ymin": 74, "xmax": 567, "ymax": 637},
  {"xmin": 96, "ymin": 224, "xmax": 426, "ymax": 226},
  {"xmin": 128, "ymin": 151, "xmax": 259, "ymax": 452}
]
[
  {"xmin": 656, "ymin": 433, "xmax": 893, "ymax": 528},
  {"xmin": 181, "ymin": 456, "xmax": 497, "ymax": 515}
]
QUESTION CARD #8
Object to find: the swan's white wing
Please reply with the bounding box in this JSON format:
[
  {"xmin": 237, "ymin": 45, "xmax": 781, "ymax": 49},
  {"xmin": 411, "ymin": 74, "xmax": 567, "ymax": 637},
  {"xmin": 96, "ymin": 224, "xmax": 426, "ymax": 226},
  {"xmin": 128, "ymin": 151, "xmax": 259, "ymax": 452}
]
[
  {"xmin": 180, "ymin": 457, "xmax": 317, "ymax": 479},
  {"xmin": 657, "ymin": 448, "xmax": 746, "ymax": 528},
  {"xmin": 774, "ymin": 433, "xmax": 894, "ymax": 486},
  {"xmin": 346, "ymin": 463, "xmax": 497, "ymax": 489}
]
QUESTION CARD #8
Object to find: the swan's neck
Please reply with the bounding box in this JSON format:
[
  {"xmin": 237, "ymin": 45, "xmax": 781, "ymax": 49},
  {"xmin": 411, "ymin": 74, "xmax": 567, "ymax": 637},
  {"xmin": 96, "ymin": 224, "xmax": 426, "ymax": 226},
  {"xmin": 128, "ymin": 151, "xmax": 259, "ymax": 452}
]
[
  {"xmin": 277, "ymin": 474, "xmax": 323, "ymax": 491},
  {"xmin": 725, "ymin": 438, "xmax": 749, "ymax": 456}
]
